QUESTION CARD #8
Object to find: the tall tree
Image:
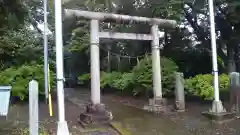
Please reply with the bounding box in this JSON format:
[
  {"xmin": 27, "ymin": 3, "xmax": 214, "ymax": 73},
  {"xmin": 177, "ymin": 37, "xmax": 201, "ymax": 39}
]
[{"xmin": 0, "ymin": 0, "xmax": 28, "ymax": 30}]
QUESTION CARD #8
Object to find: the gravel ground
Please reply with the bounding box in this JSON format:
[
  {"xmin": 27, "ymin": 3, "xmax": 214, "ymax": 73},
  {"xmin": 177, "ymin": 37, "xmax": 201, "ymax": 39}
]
[
  {"xmin": 0, "ymin": 98, "xmax": 118, "ymax": 135},
  {"xmin": 3, "ymin": 88, "xmax": 239, "ymax": 135},
  {"xmin": 66, "ymin": 88, "xmax": 240, "ymax": 135}
]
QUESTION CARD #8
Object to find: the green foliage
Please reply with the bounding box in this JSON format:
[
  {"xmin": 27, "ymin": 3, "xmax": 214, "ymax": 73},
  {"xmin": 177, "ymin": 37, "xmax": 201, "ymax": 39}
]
[
  {"xmin": 0, "ymin": 64, "xmax": 55, "ymax": 100},
  {"xmin": 101, "ymin": 72, "xmax": 134, "ymax": 90},
  {"xmin": 0, "ymin": 28, "xmax": 43, "ymax": 69},
  {"xmin": 111, "ymin": 73, "xmax": 134, "ymax": 90},
  {"xmin": 150, "ymin": 0, "xmax": 184, "ymax": 21},
  {"xmin": 0, "ymin": 0, "xmax": 28, "ymax": 29},
  {"xmin": 78, "ymin": 72, "xmax": 129, "ymax": 89},
  {"xmin": 69, "ymin": 20, "xmax": 90, "ymax": 52},
  {"xmin": 100, "ymin": 72, "xmax": 122, "ymax": 89},
  {"xmin": 78, "ymin": 55, "xmax": 179, "ymax": 96},
  {"xmin": 219, "ymin": 74, "xmax": 230, "ymax": 89},
  {"xmin": 78, "ymin": 73, "xmax": 90, "ymax": 81},
  {"xmin": 131, "ymin": 56, "xmax": 179, "ymax": 96},
  {"xmin": 185, "ymin": 74, "xmax": 229, "ymax": 100}
]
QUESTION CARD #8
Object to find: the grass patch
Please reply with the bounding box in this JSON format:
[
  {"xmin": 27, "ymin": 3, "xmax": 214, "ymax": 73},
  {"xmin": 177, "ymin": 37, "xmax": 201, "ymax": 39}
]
[{"xmin": 110, "ymin": 121, "xmax": 132, "ymax": 135}]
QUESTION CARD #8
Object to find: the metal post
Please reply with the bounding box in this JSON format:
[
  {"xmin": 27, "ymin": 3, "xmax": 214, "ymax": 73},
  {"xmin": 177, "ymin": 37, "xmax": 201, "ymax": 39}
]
[
  {"xmin": 29, "ymin": 80, "xmax": 39, "ymax": 135},
  {"xmin": 54, "ymin": 0, "xmax": 70, "ymax": 134},
  {"xmin": 44, "ymin": 0, "xmax": 49, "ymax": 102},
  {"xmin": 151, "ymin": 25, "xmax": 162, "ymax": 99},
  {"xmin": 208, "ymin": 0, "xmax": 225, "ymax": 113},
  {"xmin": 90, "ymin": 19, "xmax": 101, "ymax": 105}
]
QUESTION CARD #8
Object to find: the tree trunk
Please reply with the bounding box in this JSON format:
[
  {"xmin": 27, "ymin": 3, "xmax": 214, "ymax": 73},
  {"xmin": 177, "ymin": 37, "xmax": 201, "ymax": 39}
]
[
  {"xmin": 107, "ymin": 50, "xmax": 111, "ymax": 72},
  {"xmin": 227, "ymin": 44, "xmax": 236, "ymax": 73},
  {"xmin": 235, "ymin": 44, "xmax": 240, "ymax": 72}
]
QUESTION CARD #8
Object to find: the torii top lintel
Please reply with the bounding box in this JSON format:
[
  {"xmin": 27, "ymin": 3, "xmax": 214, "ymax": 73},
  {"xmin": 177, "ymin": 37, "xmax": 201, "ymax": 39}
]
[{"xmin": 64, "ymin": 9, "xmax": 177, "ymax": 28}]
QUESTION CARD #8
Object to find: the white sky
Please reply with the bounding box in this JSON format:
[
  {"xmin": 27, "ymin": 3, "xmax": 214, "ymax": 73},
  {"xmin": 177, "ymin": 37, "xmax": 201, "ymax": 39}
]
[
  {"xmin": 29, "ymin": 22, "xmax": 52, "ymax": 35},
  {"xmin": 37, "ymin": 23, "xmax": 52, "ymax": 35}
]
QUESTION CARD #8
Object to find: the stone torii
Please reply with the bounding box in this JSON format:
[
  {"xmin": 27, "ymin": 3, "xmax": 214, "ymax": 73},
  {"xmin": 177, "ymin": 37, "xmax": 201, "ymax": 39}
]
[{"xmin": 64, "ymin": 9, "xmax": 177, "ymax": 125}]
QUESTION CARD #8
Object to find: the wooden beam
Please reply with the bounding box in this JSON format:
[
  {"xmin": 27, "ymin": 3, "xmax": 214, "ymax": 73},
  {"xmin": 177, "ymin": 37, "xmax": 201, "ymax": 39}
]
[
  {"xmin": 99, "ymin": 32, "xmax": 153, "ymax": 40},
  {"xmin": 64, "ymin": 9, "xmax": 177, "ymax": 28}
]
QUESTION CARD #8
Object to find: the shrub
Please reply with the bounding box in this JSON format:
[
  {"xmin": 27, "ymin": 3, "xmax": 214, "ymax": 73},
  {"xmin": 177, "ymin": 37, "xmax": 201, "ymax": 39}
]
[
  {"xmin": 78, "ymin": 55, "xmax": 179, "ymax": 97},
  {"xmin": 131, "ymin": 56, "xmax": 178, "ymax": 96},
  {"xmin": 185, "ymin": 74, "xmax": 229, "ymax": 100},
  {"xmin": 100, "ymin": 71, "xmax": 122, "ymax": 89},
  {"xmin": 111, "ymin": 72, "xmax": 134, "ymax": 91},
  {"xmin": 78, "ymin": 73, "xmax": 90, "ymax": 85},
  {"xmin": 78, "ymin": 72, "xmax": 123, "ymax": 89},
  {"xmin": 0, "ymin": 64, "xmax": 55, "ymax": 100}
]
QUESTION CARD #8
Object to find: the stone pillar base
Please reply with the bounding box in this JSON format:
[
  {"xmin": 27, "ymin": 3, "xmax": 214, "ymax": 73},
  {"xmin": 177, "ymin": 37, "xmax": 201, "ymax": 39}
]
[
  {"xmin": 202, "ymin": 100, "xmax": 236, "ymax": 124},
  {"xmin": 78, "ymin": 103, "xmax": 113, "ymax": 128},
  {"xmin": 143, "ymin": 98, "xmax": 167, "ymax": 113},
  {"xmin": 175, "ymin": 101, "xmax": 185, "ymax": 112}
]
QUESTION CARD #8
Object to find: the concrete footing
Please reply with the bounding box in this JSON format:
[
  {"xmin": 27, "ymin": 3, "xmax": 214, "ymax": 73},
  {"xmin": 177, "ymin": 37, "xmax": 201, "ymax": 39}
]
[
  {"xmin": 202, "ymin": 100, "xmax": 236, "ymax": 124},
  {"xmin": 78, "ymin": 103, "xmax": 113, "ymax": 128},
  {"xmin": 143, "ymin": 98, "xmax": 167, "ymax": 113},
  {"xmin": 174, "ymin": 101, "xmax": 185, "ymax": 112},
  {"xmin": 57, "ymin": 121, "xmax": 70, "ymax": 135},
  {"xmin": 210, "ymin": 100, "xmax": 226, "ymax": 113}
]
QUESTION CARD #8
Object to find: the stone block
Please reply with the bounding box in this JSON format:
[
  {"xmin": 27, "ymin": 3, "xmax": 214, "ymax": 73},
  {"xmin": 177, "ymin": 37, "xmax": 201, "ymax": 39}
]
[
  {"xmin": 202, "ymin": 111, "xmax": 236, "ymax": 124},
  {"xmin": 143, "ymin": 98, "xmax": 167, "ymax": 113},
  {"xmin": 203, "ymin": 100, "xmax": 235, "ymax": 124},
  {"xmin": 149, "ymin": 98, "xmax": 167, "ymax": 106},
  {"xmin": 175, "ymin": 101, "xmax": 185, "ymax": 112},
  {"xmin": 78, "ymin": 103, "xmax": 113, "ymax": 128}
]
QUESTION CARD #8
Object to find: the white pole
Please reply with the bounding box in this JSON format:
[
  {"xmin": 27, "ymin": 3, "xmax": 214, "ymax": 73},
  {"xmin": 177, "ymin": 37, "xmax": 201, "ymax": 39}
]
[
  {"xmin": 44, "ymin": 0, "xmax": 49, "ymax": 102},
  {"xmin": 207, "ymin": 0, "xmax": 226, "ymax": 113},
  {"xmin": 90, "ymin": 20, "xmax": 101, "ymax": 104},
  {"xmin": 54, "ymin": 0, "xmax": 70, "ymax": 134},
  {"xmin": 208, "ymin": 0, "xmax": 219, "ymax": 101},
  {"xmin": 151, "ymin": 25, "xmax": 162, "ymax": 99}
]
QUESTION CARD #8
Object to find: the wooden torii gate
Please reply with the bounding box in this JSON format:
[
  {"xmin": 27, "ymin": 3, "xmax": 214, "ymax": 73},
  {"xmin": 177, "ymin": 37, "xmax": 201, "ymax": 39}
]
[{"xmin": 64, "ymin": 9, "xmax": 177, "ymax": 125}]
